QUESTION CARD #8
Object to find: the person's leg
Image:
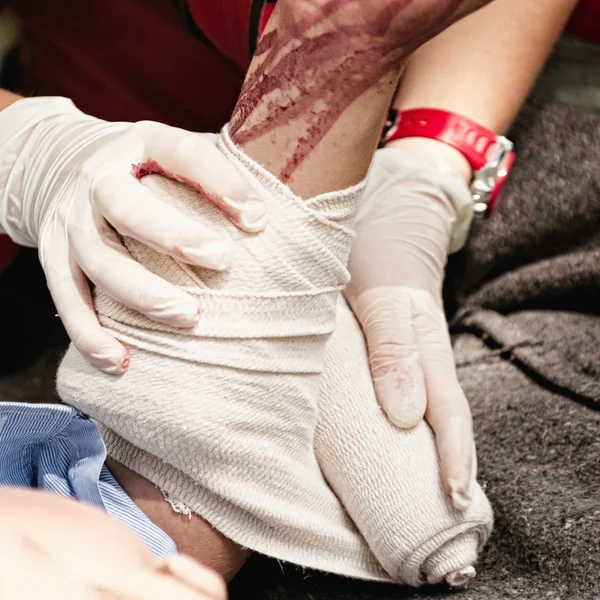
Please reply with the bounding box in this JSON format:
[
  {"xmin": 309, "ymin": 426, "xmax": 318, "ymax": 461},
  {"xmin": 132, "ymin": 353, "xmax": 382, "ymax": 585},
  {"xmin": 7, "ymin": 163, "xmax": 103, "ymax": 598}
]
[{"xmin": 62, "ymin": 0, "xmax": 493, "ymax": 583}]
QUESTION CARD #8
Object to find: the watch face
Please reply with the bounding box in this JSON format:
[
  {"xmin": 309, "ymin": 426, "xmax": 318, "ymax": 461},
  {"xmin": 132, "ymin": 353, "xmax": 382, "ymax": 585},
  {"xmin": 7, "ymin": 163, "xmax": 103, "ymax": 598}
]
[{"xmin": 488, "ymin": 152, "xmax": 516, "ymax": 215}]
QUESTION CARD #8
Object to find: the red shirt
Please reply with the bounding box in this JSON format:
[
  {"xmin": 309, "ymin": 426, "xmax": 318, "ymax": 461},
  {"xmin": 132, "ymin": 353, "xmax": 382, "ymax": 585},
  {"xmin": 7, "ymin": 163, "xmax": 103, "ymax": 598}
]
[
  {"xmin": 566, "ymin": 0, "xmax": 600, "ymax": 44},
  {"xmin": 9, "ymin": 0, "xmax": 265, "ymax": 132}
]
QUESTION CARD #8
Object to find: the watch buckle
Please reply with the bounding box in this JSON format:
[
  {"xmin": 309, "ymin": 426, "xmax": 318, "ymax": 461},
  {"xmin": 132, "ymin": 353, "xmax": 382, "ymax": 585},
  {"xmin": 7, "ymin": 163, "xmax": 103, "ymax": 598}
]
[{"xmin": 471, "ymin": 136, "xmax": 514, "ymax": 216}]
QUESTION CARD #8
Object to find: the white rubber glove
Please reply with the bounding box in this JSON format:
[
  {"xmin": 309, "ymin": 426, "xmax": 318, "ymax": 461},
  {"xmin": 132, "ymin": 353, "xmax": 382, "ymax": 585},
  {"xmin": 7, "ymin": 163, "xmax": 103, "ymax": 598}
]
[
  {"xmin": 0, "ymin": 97, "xmax": 267, "ymax": 374},
  {"xmin": 344, "ymin": 146, "xmax": 475, "ymax": 510}
]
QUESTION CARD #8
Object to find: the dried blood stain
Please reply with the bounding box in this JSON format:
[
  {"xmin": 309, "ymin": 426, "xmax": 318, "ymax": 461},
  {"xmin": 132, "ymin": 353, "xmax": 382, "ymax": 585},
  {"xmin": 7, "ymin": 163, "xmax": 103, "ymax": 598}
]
[{"xmin": 229, "ymin": 0, "xmax": 466, "ymax": 180}]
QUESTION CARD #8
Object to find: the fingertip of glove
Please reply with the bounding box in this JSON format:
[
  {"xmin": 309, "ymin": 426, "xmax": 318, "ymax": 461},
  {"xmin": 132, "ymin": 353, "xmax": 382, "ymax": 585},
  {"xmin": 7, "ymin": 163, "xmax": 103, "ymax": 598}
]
[
  {"xmin": 448, "ymin": 479, "xmax": 473, "ymax": 511},
  {"xmin": 239, "ymin": 210, "xmax": 269, "ymax": 233},
  {"xmin": 380, "ymin": 394, "xmax": 426, "ymax": 429},
  {"xmin": 372, "ymin": 361, "xmax": 427, "ymax": 429},
  {"xmin": 95, "ymin": 354, "xmax": 130, "ymax": 376},
  {"xmin": 88, "ymin": 344, "xmax": 130, "ymax": 375},
  {"xmin": 178, "ymin": 241, "xmax": 232, "ymax": 271},
  {"xmin": 386, "ymin": 410, "xmax": 423, "ymax": 429},
  {"xmin": 147, "ymin": 299, "xmax": 200, "ymax": 329}
]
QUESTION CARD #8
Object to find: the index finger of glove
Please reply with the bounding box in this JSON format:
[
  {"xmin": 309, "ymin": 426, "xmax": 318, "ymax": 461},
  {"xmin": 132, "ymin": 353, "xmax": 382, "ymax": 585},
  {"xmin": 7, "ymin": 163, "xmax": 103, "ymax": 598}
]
[
  {"xmin": 352, "ymin": 288, "xmax": 427, "ymax": 429},
  {"xmin": 41, "ymin": 234, "xmax": 130, "ymax": 375},
  {"xmin": 414, "ymin": 302, "xmax": 475, "ymax": 510},
  {"xmin": 89, "ymin": 168, "xmax": 233, "ymax": 271}
]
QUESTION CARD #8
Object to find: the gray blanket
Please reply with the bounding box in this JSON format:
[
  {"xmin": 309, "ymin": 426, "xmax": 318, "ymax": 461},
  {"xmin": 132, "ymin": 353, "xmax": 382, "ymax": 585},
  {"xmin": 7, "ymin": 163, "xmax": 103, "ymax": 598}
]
[{"xmin": 1, "ymin": 102, "xmax": 599, "ymax": 599}]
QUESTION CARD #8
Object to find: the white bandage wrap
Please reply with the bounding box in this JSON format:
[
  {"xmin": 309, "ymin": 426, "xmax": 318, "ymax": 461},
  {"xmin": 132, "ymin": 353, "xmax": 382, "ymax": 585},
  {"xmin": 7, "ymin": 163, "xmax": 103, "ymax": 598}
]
[{"xmin": 57, "ymin": 126, "xmax": 492, "ymax": 586}]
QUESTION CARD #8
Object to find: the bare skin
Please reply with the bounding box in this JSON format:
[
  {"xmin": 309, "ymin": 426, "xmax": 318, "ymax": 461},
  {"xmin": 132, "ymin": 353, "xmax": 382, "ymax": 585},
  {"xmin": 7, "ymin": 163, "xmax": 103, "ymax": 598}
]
[
  {"xmin": 107, "ymin": 459, "xmax": 251, "ymax": 582},
  {"xmin": 108, "ymin": 0, "xmax": 493, "ymax": 581},
  {"xmin": 0, "ymin": 488, "xmax": 226, "ymax": 600}
]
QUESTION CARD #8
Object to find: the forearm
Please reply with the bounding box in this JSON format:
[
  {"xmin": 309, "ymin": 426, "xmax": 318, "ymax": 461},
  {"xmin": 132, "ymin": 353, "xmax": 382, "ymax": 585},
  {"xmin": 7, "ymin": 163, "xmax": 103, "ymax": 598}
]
[
  {"xmin": 230, "ymin": 0, "xmax": 491, "ymax": 198},
  {"xmin": 390, "ymin": 0, "xmax": 579, "ymax": 179},
  {"xmin": 230, "ymin": 2, "xmax": 403, "ymax": 197}
]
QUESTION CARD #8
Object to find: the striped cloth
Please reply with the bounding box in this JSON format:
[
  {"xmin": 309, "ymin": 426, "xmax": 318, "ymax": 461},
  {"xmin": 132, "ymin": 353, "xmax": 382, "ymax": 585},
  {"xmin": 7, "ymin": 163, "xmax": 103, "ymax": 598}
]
[{"xmin": 0, "ymin": 402, "xmax": 176, "ymax": 558}]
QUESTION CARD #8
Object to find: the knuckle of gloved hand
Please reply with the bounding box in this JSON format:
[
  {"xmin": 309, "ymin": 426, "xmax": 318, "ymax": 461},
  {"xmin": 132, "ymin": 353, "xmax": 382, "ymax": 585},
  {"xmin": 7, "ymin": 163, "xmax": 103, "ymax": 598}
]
[
  {"xmin": 55, "ymin": 202, "xmax": 71, "ymax": 229},
  {"xmin": 135, "ymin": 292, "xmax": 166, "ymax": 315},
  {"xmin": 420, "ymin": 338, "xmax": 454, "ymax": 363},
  {"xmin": 71, "ymin": 328, "xmax": 105, "ymax": 357},
  {"xmin": 105, "ymin": 204, "xmax": 138, "ymax": 236}
]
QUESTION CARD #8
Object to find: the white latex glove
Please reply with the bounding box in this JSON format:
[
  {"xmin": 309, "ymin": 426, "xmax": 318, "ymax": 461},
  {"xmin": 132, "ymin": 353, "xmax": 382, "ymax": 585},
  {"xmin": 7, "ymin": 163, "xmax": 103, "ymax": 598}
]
[
  {"xmin": 344, "ymin": 146, "xmax": 476, "ymax": 510},
  {"xmin": 0, "ymin": 97, "xmax": 267, "ymax": 374}
]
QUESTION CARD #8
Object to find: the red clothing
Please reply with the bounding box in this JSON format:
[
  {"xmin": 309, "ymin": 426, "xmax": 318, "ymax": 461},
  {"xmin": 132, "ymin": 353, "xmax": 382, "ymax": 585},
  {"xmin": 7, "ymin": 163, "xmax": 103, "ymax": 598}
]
[
  {"xmin": 9, "ymin": 0, "xmax": 261, "ymax": 132},
  {"xmin": 566, "ymin": 0, "xmax": 600, "ymax": 44},
  {"xmin": 0, "ymin": 234, "xmax": 18, "ymax": 274}
]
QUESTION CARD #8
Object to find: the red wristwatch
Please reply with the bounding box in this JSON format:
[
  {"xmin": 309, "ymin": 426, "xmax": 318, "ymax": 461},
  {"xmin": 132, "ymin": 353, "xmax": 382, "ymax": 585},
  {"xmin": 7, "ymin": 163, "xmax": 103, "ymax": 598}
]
[{"xmin": 381, "ymin": 108, "xmax": 515, "ymax": 215}]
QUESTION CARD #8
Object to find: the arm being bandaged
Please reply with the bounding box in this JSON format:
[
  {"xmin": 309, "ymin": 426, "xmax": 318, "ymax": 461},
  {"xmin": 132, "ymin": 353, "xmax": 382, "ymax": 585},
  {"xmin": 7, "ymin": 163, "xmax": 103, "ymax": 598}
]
[{"xmin": 57, "ymin": 127, "xmax": 492, "ymax": 586}]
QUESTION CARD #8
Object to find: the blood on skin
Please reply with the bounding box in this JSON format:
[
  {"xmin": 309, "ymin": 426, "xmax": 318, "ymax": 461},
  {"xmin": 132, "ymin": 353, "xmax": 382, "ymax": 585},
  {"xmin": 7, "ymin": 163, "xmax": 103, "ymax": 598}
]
[{"xmin": 229, "ymin": 0, "xmax": 467, "ymax": 181}]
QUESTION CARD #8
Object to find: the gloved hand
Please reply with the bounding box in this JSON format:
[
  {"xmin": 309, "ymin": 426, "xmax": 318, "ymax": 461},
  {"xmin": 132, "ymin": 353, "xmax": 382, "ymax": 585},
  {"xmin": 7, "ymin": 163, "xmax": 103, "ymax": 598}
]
[
  {"xmin": 0, "ymin": 97, "xmax": 267, "ymax": 374},
  {"xmin": 344, "ymin": 144, "xmax": 475, "ymax": 510}
]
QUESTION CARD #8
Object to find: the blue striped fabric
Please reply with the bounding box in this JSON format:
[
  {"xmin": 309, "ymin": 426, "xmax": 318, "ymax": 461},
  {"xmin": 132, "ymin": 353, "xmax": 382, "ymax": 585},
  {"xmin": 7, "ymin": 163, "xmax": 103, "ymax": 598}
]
[{"xmin": 0, "ymin": 402, "xmax": 176, "ymax": 558}]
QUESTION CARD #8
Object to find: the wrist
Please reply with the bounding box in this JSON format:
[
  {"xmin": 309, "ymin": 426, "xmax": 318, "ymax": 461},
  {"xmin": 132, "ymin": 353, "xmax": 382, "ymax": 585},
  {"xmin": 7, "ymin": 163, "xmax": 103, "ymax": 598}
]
[{"xmin": 385, "ymin": 137, "xmax": 472, "ymax": 184}]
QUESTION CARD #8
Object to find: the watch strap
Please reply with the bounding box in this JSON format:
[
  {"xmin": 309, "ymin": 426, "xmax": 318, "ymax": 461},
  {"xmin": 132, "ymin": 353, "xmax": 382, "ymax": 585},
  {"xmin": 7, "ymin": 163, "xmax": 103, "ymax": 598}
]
[{"xmin": 383, "ymin": 108, "xmax": 501, "ymax": 171}]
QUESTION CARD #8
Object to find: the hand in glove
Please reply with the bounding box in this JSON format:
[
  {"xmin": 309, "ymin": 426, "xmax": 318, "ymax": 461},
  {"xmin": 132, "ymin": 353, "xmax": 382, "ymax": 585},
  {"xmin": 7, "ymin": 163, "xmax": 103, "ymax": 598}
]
[
  {"xmin": 0, "ymin": 97, "xmax": 267, "ymax": 374},
  {"xmin": 344, "ymin": 142, "xmax": 476, "ymax": 510}
]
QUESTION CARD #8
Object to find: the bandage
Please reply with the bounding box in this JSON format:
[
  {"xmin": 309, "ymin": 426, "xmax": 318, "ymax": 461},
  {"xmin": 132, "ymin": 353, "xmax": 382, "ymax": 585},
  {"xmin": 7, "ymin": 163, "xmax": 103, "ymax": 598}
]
[{"xmin": 57, "ymin": 126, "xmax": 492, "ymax": 585}]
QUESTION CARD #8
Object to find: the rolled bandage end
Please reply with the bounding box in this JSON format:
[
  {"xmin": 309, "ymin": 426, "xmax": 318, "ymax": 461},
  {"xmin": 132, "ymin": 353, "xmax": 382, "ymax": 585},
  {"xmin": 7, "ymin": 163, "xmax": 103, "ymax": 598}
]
[{"xmin": 445, "ymin": 566, "xmax": 476, "ymax": 588}]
